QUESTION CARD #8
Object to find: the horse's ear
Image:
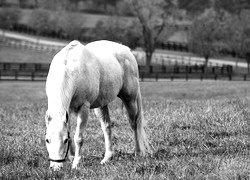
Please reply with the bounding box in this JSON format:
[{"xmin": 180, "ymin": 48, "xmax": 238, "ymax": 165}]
[{"xmin": 45, "ymin": 110, "xmax": 52, "ymax": 127}]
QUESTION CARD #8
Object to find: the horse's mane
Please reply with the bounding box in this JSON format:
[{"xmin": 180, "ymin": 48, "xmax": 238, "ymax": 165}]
[{"xmin": 46, "ymin": 41, "xmax": 81, "ymax": 118}]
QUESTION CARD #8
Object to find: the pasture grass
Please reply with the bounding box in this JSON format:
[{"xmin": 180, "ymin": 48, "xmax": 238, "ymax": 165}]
[
  {"xmin": 1, "ymin": 81, "xmax": 250, "ymax": 179},
  {"xmin": 0, "ymin": 46, "xmax": 55, "ymax": 63}
]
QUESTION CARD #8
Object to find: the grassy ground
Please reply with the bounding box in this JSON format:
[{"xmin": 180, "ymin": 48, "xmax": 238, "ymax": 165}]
[{"xmin": 1, "ymin": 81, "xmax": 250, "ymax": 179}]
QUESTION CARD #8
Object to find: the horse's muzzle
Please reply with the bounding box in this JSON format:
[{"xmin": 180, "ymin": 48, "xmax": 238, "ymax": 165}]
[{"xmin": 50, "ymin": 162, "xmax": 63, "ymax": 171}]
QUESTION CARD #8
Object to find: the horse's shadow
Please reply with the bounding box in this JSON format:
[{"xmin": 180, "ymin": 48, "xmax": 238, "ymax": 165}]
[
  {"xmin": 80, "ymin": 149, "xmax": 174, "ymax": 166},
  {"xmin": 79, "ymin": 150, "xmax": 137, "ymax": 167}
]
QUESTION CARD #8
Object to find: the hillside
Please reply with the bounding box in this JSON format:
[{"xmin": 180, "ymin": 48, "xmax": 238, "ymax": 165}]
[{"xmin": 14, "ymin": 8, "xmax": 189, "ymax": 43}]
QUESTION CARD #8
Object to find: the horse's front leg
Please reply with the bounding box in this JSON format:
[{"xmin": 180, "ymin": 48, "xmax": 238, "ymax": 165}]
[
  {"xmin": 72, "ymin": 105, "xmax": 89, "ymax": 169},
  {"xmin": 94, "ymin": 106, "xmax": 114, "ymax": 164}
]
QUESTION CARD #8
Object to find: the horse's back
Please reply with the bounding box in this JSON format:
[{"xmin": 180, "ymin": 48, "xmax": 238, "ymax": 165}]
[
  {"xmin": 86, "ymin": 40, "xmax": 138, "ymax": 73},
  {"xmin": 86, "ymin": 40, "xmax": 139, "ymax": 82},
  {"xmin": 86, "ymin": 40, "xmax": 140, "ymax": 98}
]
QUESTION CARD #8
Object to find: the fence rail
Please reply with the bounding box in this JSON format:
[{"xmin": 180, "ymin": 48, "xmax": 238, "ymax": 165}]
[
  {"xmin": 1, "ymin": 35, "xmax": 245, "ymax": 70},
  {"xmin": 0, "ymin": 37, "xmax": 63, "ymax": 53},
  {"xmin": 0, "ymin": 62, "xmax": 49, "ymax": 81},
  {"xmin": 0, "ymin": 62, "xmax": 248, "ymax": 81}
]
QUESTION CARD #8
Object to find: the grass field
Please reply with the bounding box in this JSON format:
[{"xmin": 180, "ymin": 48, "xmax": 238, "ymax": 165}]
[
  {"xmin": 0, "ymin": 46, "xmax": 55, "ymax": 63},
  {"xmin": 1, "ymin": 81, "xmax": 250, "ymax": 179}
]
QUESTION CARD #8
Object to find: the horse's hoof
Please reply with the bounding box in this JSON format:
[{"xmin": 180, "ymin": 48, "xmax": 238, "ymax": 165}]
[
  {"xmin": 72, "ymin": 157, "xmax": 81, "ymax": 169},
  {"xmin": 72, "ymin": 164, "xmax": 79, "ymax": 170},
  {"xmin": 100, "ymin": 151, "xmax": 113, "ymax": 164},
  {"xmin": 50, "ymin": 162, "xmax": 63, "ymax": 171},
  {"xmin": 69, "ymin": 155, "xmax": 74, "ymax": 162}
]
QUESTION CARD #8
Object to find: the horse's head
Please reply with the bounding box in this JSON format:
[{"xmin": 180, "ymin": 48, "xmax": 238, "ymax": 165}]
[{"xmin": 45, "ymin": 111, "xmax": 70, "ymax": 170}]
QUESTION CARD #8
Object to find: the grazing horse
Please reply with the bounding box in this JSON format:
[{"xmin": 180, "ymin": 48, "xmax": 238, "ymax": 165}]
[{"xmin": 45, "ymin": 40, "xmax": 150, "ymax": 170}]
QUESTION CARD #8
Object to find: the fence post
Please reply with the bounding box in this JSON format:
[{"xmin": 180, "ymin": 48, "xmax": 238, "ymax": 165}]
[
  {"xmin": 221, "ymin": 66, "xmax": 224, "ymax": 74},
  {"xmin": 185, "ymin": 66, "xmax": 188, "ymax": 74},
  {"xmin": 174, "ymin": 64, "xmax": 179, "ymax": 73},
  {"xmin": 141, "ymin": 74, "xmax": 144, "ymax": 82},
  {"xmin": 185, "ymin": 72, "xmax": 189, "ymax": 81},
  {"xmin": 4, "ymin": 63, "xmax": 7, "ymax": 70},
  {"xmin": 212, "ymin": 67, "xmax": 215, "ymax": 74},
  {"xmin": 201, "ymin": 66, "xmax": 205, "ymax": 74},
  {"xmin": 31, "ymin": 72, "xmax": 34, "ymax": 81},
  {"xmin": 155, "ymin": 74, "xmax": 158, "ymax": 81},
  {"xmin": 189, "ymin": 66, "xmax": 192, "ymax": 74},
  {"xmin": 162, "ymin": 65, "xmax": 166, "ymax": 73},
  {"xmin": 15, "ymin": 71, "xmax": 18, "ymax": 80},
  {"xmin": 195, "ymin": 64, "xmax": 198, "ymax": 72},
  {"xmin": 171, "ymin": 73, "xmax": 174, "ymax": 81}
]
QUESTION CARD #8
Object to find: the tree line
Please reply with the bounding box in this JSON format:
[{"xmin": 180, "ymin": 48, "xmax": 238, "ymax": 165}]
[
  {"xmin": 0, "ymin": 0, "xmax": 134, "ymax": 15},
  {"xmin": 1, "ymin": 0, "xmax": 250, "ymax": 73}
]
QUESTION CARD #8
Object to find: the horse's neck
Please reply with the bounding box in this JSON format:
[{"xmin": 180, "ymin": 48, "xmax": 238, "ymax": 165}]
[
  {"xmin": 48, "ymin": 73, "xmax": 75, "ymax": 119},
  {"xmin": 48, "ymin": 98, "xmax": 67, "ymax": 119}
]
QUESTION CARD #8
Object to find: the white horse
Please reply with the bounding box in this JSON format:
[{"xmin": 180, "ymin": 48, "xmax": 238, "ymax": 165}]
[{"xmin": 45, "ymin": 40, "xmax": 150, "ymax": 170}]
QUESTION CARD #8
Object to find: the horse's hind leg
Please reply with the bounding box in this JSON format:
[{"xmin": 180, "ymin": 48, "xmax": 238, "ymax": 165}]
[
  {"xmin": 122, "ymin": 97, "xmax": 140, "ymax": 154},
  {"xmin": 120, "ymin": 92, "xmax": 150, "ymax": 156},
  {"xmin": 94, "ymin": 106, "xmax": 114, "ymax": 164}
]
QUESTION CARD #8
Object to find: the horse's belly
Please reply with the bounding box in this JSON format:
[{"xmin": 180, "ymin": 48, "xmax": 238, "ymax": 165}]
[
  {"xmin": 70, "ymin": 68, "xmax": 122, "ymax": 110},
  {"xmin": 90, "ymin": 72, "xmax": 123, "ymax": 109},
  {"xmin": 89, "ymin": 96, "xmax": 114, "ymax": 109}
]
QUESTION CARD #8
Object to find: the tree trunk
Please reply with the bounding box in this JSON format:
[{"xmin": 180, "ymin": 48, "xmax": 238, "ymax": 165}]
[
  {"xmin": 18, "ymin": 0, "xmax": 22, "ymax": 8},
  {"xmin": 204, "ymin": 56, "xmax": 209, "ymax": 67},
  {"xmin": 2, "ymin": 29, "xmax": 6, "ymax": 39},
  {"xmin": 0, "ymin": 0, "xmax": 6, "ymax": 7},
  {"xmin": 235, "ymin": 56, "xmax": 238, "ymax": 72},
  {"xmin": 143, "ymin": 33, "xmax": 154, "ymax": 74},
  {"xmin": 204, "ymin": 56, "xmax": 209, "ymax": 74},
  {"xmin": 248, "ymin": 60, "xmax": 250, "ymax": 74},
  {"xmin": 145, "ymin": 52, "xmax": 152, "ymax": 74},
  {"xmin": 34, "ymin": 0, "xmax": 38, "ymax": 8}
]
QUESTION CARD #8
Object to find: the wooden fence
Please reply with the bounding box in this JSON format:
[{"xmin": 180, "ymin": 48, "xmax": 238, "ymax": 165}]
[
  {"xmin": 0, "ymin": 36, "xmax": 63, "ymax": 54},
  {"xmin": 1, "ymin": 62, "xmax": 249, "ymax": 81},
  {"xmin": 0, "ymin": 62, "xmax": 49, "ymax": 81},
  {"xmin": 0, "ymin": 36, "xmax": 241, "ymax": 69}
]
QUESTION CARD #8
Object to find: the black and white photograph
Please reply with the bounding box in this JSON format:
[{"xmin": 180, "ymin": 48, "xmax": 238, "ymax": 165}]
[{"xmin": 1, "ymin": 0, "xmax": 250, "ymax": 179}]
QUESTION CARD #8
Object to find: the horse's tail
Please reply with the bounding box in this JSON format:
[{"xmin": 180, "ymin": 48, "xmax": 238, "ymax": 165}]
[{"xmin": 136, "ymin": 89, "xmax": 151, "ymax": 156}]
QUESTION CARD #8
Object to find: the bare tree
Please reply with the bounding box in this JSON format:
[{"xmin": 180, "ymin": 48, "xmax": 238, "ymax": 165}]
[
  {"xmin": 34, "ymin": 0, "xmax": 38, "ymax": 8},
  {"xmin": 29, "ymin": 9, "xmax": 52, "ymax": 43},
  {"xmin": 0, "ymin": 0, "xmax": 6, "ymax": 7},
  {"xmin": 178, "ymin": 0, "xmax": 212, "ymax": 16},
  {"xmin": 188, "ymin": 9, "xmax": 223, "ymax": 67},
  {"xmin": 0, "ymin": 8, "xmax": 21, "ymax": 36},
  {"xmin": 57, "ymin": 12, "xmax": 83, "ymax": 40},
  {"xmin": 131, "ymin": 0, "xmax": 176, "ymax": 72},
  {"xmin": 214, "ymin": 0, "xmax": 250, "ymax": 16},
  {"xmin": 93, "ymin": 17, "xmax": 141, "ymax": 49},
  {"xmin": 92, "ymin": 0, "xmax": 121, "ymax": 12},
  {"xmin": 225, "ymin": 12, "xmax": 250, "ymax": 73}
]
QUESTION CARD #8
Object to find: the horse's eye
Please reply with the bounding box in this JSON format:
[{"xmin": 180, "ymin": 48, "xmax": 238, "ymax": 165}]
[
  {"xmin": 46, "ymin": 139, "xmax": 50, "ymax": 144},
  {"xmin": 64, "ymin": 138, "xmax": 68, "ymax": 144}
]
